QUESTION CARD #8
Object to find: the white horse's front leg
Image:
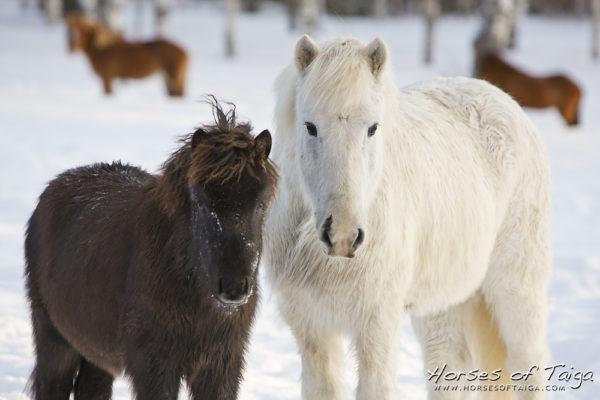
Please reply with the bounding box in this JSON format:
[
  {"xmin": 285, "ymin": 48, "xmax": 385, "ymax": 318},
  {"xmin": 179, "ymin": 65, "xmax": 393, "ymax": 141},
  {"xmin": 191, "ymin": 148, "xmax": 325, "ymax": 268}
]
[
  {"xmin": 294, "ymin": 328, "xmax": 346, "ymax": 400},
  {"xmin": 354, "ymin": 310, "xmax": 402, "ymax": 400}
]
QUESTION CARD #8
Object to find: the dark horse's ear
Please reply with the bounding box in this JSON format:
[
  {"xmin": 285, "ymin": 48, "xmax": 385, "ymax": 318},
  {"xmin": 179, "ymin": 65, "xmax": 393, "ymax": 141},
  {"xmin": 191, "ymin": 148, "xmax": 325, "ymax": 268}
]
[
  {"xmin": 192, "ymin": 128, "xmax": 209, "ymax": 148},
  {"xmin": 254, "ymin": 129, "xmax": 272, "ymax": 163}
]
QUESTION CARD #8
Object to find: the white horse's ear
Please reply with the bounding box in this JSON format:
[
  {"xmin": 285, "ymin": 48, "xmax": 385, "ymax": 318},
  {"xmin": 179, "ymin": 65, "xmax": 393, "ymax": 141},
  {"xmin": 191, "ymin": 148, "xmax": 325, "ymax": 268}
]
[
  {"xmin": 295, "ymin": 34, "xmax": 319, "ymax": 74},
  {"xmin": 363, "ymin": 38, "xmax": 388, "ymax": 78}
]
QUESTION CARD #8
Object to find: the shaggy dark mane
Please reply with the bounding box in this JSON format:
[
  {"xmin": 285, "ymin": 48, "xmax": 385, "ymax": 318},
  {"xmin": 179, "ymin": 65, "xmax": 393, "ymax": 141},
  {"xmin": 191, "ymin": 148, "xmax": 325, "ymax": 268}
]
[{"xmin": 155, "ymin": 96, "xmax": 277, "ymax": 215}]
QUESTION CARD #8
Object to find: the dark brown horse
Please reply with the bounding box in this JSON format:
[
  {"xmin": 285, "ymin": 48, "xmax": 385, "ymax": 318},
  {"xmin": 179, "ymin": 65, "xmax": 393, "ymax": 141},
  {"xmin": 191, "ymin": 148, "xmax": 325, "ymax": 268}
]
[
  {"xmin": 25, "ymin": 99, "xmax": 277, "ymax": 400},
  {"xmin": 477, "ymin": 52, "xmax": 582, "ymax": 126},
  {"xmin": 66, "ymin": 13, "xmax": 188, "ymax": 97}
]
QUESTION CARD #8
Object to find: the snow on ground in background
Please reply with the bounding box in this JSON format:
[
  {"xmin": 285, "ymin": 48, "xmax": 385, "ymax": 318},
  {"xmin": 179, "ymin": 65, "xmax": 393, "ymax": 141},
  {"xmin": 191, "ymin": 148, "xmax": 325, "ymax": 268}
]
[{"xmin": 1, "ymin": 1, "xmax": 599, "ymax": 399}]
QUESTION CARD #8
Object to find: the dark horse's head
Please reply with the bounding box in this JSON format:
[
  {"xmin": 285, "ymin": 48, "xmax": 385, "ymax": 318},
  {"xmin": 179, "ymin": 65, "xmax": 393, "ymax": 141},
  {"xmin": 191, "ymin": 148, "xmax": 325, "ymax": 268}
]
[{"xmin": 157, "ymin": 97, "xmax": 277, "ymax": 307}]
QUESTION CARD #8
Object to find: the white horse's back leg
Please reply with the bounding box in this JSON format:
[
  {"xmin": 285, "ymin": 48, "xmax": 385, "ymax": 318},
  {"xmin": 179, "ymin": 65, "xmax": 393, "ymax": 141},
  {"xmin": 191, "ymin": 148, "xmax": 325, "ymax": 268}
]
[
  {"xmin": 413, "ymin": 293, "xmax": 515, "ymax": 400},
  {"xmin": 483, "ymin": 201, "xmax": 551, "ymax": 399},
  {"xmin": 412, "ymin": 298, "xmax": 474, "ymax": 400}
]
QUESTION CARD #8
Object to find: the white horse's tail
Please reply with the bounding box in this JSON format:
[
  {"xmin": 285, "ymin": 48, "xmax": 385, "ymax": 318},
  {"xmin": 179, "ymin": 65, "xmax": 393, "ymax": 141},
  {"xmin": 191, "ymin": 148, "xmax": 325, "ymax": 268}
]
[{"xmin": 466, "ymin": 294, "xmax": 516, "ymax": 400}]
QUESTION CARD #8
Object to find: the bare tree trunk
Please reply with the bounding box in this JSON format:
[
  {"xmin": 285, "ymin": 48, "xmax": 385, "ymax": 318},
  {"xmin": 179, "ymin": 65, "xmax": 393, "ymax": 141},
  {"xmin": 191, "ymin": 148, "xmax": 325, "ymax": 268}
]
[
  {"xmin": 287, "ymin": 0, "xmax": 299, "ymax": 30},
  {"xmin": 423, "ymin": 0, "xmax": 441, "ymax": 64},
  {"xmin": 374, "ymin": 0, "xmax": 387, "ymax": 19},
  {"xmin": 97, "ymin": 0, "xmax": 109, "ymax": 22},
  {"xmin": 302, "ymin": 0, "xmax": 319, "ymax": 36},
  {"xmin": 62, "ymin": 0, "xmax": 80, "ymax": 15},
  {"xmin": 474, "ymin": 0, "xmax": 516, "ymax": 75},
  {"xmin": 225, "ymin": 0, "xmax": 240, "ymax": 57},
  {"xmin": 155, "ymin": 0, "xmax": 169, "ymax": 36},
  {"xmin": 508, "ymin": 0, "xmax": 528, "ymax": 48},
  {"xmin": 134, "ymin": 0, "xmax": 144, "ymax": 37},
  {"xmin": 45, "ymin": 0, "xmax": 62, "ymax": 23},
  {"xmin": 97, "ymin": 0, "xmax": 124, "ymax": 29},
  {"xmin": 456, "ymin": 0, "xmax": 477, "ymax": 15},
  {"xmin": 243, "ymin": 0, "xmax": 260, "ymax": 12},
  {"xmin": 592, "ymin": 0, "xmax": 600, "ymax": 60}
]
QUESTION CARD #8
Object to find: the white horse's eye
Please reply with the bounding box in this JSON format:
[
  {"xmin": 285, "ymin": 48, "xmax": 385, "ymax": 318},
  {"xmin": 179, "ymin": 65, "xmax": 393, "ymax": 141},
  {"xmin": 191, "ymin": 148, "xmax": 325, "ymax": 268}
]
[
  {"xmin": 305, "ymin": 122, "xmax": 318, "ymax": 137},
  {"xmin": 368, "ymin": 123, "xmax": 378, "ymax": 137}
]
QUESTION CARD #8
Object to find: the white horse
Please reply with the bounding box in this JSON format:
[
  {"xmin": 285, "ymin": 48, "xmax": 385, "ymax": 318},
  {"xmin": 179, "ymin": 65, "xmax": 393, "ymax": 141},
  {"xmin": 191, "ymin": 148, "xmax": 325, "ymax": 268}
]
[{"xmin": 264, "ymin": 35, "xmax": 551, "ymax": 400}]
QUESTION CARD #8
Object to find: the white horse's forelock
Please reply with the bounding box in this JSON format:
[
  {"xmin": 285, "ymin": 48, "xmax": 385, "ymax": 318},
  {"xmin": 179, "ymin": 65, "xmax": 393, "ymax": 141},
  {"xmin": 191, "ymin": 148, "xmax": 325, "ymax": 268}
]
[{"xmin": 299, "ymin": 38, "xmax": 393, "ymax": 113}]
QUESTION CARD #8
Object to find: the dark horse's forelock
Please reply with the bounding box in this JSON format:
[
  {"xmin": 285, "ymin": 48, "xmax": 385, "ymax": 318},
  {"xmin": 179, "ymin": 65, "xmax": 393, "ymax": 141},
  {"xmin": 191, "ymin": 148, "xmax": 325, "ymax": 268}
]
[
  {"xmin": 189, "ymin": 96, "xmax": 265, "ymax": 186},
  {"xmin": 156, "ymin": 96, "xmax": 277, "ymax": 215}
]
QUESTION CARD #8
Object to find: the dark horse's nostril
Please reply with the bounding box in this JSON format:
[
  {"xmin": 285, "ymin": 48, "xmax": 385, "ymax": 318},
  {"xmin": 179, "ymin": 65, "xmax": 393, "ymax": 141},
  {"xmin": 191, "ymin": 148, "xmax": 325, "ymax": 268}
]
[
  {"xmin": 352, "ymin": 228, "xmax": 365, "ymax": 250},
  {"xmin": 320, "ymin": 215, "xmax": 334, "ymax": 248},
  {"xmin": 218, "ymin": 278, "xmax": 250, "ymax": 305}
]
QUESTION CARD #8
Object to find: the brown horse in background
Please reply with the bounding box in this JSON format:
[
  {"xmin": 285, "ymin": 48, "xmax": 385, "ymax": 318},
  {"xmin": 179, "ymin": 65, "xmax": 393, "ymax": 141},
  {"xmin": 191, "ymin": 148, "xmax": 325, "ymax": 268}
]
[
  {"xmin": 477, "ymin": 53, "xmax": 582, "ymax": 126},
  {"xmin": 66, "ymin": 14, "xmax": 188, "ymax": 97}
]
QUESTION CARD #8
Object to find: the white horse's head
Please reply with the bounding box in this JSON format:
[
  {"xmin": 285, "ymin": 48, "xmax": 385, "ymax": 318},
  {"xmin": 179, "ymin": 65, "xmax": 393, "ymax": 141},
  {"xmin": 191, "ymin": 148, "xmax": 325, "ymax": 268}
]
[{"xmin": 293, "ymin": 35, "xmax": 389, "ymax": 258}]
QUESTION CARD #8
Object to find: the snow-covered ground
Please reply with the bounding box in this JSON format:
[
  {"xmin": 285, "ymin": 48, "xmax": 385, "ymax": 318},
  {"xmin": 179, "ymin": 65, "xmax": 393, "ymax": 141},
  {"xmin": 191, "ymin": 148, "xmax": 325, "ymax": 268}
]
[{"xmin": 1, "ymin": 1, "xmax": 599, "ymax": 399}]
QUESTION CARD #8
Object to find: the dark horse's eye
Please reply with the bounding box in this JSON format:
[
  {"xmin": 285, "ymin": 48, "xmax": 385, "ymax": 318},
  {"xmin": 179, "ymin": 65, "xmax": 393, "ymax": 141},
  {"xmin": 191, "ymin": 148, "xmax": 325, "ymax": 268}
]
[
  {"xmin": 305, "ymin": 122, "xmax": 318, "ymax": 137},
  {"xmin": 368, "ymin": 123, "xmax": 378, "ymax": 137},
  {"xmin": 256, "ymin": 203, "xmax": 264, "ymax": 212}
]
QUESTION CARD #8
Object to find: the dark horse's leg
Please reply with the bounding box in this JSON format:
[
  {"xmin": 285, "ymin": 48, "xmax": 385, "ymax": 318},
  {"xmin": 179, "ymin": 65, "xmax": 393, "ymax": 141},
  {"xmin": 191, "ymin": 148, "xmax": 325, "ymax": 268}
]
[
  {"xmin": 73, "ymin": 359, "xmax": 113, "ymax": 400},
  {"xmin": 29, "ymin": 304, "xmax": 81, "ymax": 400},
  {"xmin": 189, "ymin": 349, "xmax": 244, "ymax": 400},
  {"xmin": 125, "ymin": 338, "xmax": 181, "ymax": 400}
]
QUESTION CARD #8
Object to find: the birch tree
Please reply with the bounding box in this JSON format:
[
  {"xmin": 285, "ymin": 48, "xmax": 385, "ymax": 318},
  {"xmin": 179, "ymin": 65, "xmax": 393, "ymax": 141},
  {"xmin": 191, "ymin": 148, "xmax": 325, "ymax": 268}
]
[
  {"xmin": 154, "ymin": 0, "xmax": 170, "ymax": 36},
  {"xmin": 302, "ymin": 0, "xmax": 319, "ymax": 36},
  {"xmin": 508, "ymin": 0, "xmax": 528, "ymax": 48},
  {"xmin": 374, "ymin": 0, "xmax": 388, "ymax": 19},
  {"xmin": 287, "ymin": 0, "xmax": 299, "ymax": 30},
  {"xmin": 97, "ymin": 0, "xmax": 124, "ymax": 30},
  {"xmin": 44, "ymin": 0, "xmax": 62, "ymax": 23},
  {"xmin": 225, "ymin": 0, "xmax": 240, "ymax": 57},
  {"xmin": 592, "ymin": 0, "xmax": 600, "ymax": 60},
  {"xmin": 474, "ymin": 0, "xmax": 516, "ymax": 74},
  {"xmin": 423, "ymin": 0, "xmax": 441, "ymax": 64}
]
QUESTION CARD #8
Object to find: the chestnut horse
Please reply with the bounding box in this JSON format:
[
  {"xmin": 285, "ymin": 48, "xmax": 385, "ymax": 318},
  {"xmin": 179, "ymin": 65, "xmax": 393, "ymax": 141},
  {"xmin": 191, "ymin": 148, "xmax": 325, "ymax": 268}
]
[
  {"xmin": 66, "ymin": 14, "xmax": 188, "ymax": 97},
  {"xmin": 25, "ymin": 99, "xmax": 277, "ymax": 399},
  {"xmin": 477, "ymin": 52, "xmax": 582, "ymax": 126}
]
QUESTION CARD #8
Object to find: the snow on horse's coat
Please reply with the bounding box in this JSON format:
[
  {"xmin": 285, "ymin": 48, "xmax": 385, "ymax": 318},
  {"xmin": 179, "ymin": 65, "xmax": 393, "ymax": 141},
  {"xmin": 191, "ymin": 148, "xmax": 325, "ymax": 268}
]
[{"xmin": 264, "ymin": 35, "xmax": 551, "ymax": 400}]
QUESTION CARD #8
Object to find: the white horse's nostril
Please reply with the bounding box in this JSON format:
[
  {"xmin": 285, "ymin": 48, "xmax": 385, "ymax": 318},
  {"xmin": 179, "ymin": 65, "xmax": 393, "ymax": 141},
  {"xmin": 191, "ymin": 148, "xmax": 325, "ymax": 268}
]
[
  {"xmin": 319, "ymin": 216, "xmax": 334, "ymax": 249},
  {"xmin": 353, "ymin": 228, "xmax": 365, "ymax": 250}
]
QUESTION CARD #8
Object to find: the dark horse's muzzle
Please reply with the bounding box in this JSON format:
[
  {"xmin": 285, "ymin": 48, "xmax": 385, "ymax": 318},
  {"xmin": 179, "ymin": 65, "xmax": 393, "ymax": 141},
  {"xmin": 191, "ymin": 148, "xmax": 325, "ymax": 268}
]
[{"xmin": 217, "ymin": 277, "xmax": 250, "ymax": 306}]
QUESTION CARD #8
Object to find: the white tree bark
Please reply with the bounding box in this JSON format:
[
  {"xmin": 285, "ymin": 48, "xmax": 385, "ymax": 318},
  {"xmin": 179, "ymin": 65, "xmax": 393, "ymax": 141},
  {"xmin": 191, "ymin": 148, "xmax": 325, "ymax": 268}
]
[
  {"xmin": 134, "ymin": 0, "xmax": 144, "ymax": 38},
  {"xmin": 508, "ymin": 0, "xmax": 528, "ymax": 48},
  {"xmin": 302, "ymin": 0, "xmax": 319, "ymax": 36},
  {"xmin": 423, "ymin": 0, "xmax": 441, "ymax": 64},
  {"xmin": 474, "ymin": 0, "xmax": 516, "ymax": 73},
  {"xmin": 45, "ymin": 0, "xmax": 62, "ymax": 23},
  {"xmin": 155, "ymin": 0, "xmax": 170, "ymax": 36},
  {"xmin": 374, "ymin": 0, "xmax": 387, "ymax": 19},
  {"xmin": 287, "ymin": 0, "xmax": 299, "ymax": 30},
  {"xmin": 592, "ymin": 0, "xmax": 600, "ymax": 60},
  {"xmin": 456, "ymin": 0, "xmax": 477, "ymax": 15},
  {"xmin": 225, "ymin": 0, "xmax": 240, "ymax": 57}
]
